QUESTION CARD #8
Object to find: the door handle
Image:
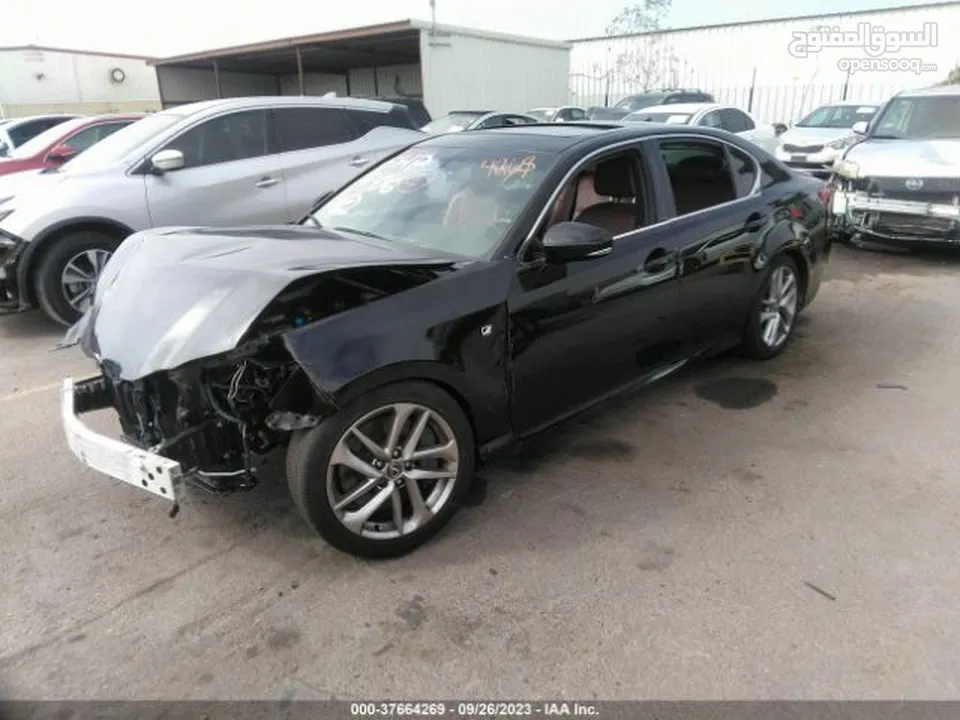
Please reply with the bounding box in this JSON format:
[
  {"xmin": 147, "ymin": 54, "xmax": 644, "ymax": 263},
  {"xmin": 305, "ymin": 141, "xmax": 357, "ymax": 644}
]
[
  {"xmin": 643, "ymin": 248, "xmax": 677, "ymax": 274},
  {"xmin": 255, "ymin": 176, "xmax": 280, "ymax": 189},
  {"xmin": 349, "ymin": 156, "xmax": 370, "ymax": 168},
  {"xmin": 744, "ymin": 212, "xmax": 766, "ymax": 232}
]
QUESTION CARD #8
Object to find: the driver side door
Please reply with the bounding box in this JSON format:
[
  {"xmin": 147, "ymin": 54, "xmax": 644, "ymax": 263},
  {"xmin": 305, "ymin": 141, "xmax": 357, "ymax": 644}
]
[
  {"xmin": 144, "ymin": 109, "xmax": 288, "ymax": 228},
  {"xmin": 507, "ymin": 143, "xmax": 685, "ymax": 436}
]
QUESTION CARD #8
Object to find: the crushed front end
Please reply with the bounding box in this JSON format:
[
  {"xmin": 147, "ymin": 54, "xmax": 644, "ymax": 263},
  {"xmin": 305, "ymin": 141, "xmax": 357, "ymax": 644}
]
[
  {"xmin": 62, "ymin": 340, "xmax": 323, "ymax": 503},
  {"xmin": 829, "ymin": 167, "xmax": 960, "ymax": 247}
]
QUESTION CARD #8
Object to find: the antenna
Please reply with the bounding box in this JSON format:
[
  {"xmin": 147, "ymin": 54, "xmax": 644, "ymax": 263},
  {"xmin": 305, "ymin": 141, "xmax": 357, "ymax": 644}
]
[{"xmin": 429, "ymin": 0, "xmax": 437, "ymax": 34}]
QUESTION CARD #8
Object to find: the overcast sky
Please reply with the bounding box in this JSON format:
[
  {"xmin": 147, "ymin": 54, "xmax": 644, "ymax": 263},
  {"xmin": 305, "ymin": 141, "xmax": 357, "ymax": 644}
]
[{"xmin": 0, "ymin": 0, "xmax": 949, "ymax": 57}]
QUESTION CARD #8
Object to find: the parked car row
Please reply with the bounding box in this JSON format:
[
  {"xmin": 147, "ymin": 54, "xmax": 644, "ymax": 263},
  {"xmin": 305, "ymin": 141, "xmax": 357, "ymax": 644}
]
[
  {"xmin": 0, "ymin": 113, "xmax": 83, "ymax": 157},
  {"xmin": 0, "ymin": 96, "xmax": 427, "ymax": 325}
]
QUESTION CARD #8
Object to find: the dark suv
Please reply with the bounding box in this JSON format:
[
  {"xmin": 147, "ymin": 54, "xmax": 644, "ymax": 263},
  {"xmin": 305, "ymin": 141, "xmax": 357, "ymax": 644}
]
[{"xmin": 587, "ymin": 89, "xmax": 715, "ymax": 121}]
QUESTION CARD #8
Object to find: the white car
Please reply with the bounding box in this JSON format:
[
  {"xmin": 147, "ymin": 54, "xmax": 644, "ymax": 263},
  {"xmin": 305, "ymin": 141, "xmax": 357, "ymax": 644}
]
[
  {"xmin": 421, "ymin": 111, "xmax": 539, "ymax": 133},
  {"xmin": 774, "ymin": 100, "xmax": 880, "ymax": 177},
  {"xmin": 622, "ymin": 103, "xmax": 781, "ymax": 154},
  {"xmin": 526, "ymin": 106, "xmax": 589, "ymax": 123}
]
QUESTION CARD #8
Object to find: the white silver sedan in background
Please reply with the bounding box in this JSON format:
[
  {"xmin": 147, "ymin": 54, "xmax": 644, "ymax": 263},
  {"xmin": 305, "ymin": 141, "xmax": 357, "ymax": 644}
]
[
  {"xmin": 623, "ymin": 102, "xmax": 782, "ymax": 154},
  {"xmin": 774, "ymin": 100, "xmax": 880, "ymax": 177}
]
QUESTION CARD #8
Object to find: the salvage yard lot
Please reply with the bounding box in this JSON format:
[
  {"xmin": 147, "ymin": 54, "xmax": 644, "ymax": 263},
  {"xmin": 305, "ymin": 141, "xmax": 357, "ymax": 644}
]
[{"xmin": 2, "ymin": 244, "xmax": 960, "ymax": 699}]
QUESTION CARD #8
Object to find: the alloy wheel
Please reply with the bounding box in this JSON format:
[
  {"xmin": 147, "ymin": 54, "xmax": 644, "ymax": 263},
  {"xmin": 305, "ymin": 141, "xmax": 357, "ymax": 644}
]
[
  {"xmin": 325, "ymin": 402, "xmax": 460, "ymax": 540},
  {"xmin": 759, "ymin": 265, "xmax": 799, "ymax": 348},
  {"xmin": 60, "ymin": 249, "xmax": 112, "ymax": 313}
]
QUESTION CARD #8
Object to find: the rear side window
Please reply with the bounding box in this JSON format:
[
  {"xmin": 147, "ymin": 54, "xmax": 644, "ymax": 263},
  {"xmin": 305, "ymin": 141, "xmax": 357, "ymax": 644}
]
[
  {"xmin": 347, "ymin": 108, "xmax": 412, "ymax": 135},
  {"xmin": 659, "ymin": 139, "xmax": 738, "ymax": 215},
  {"xmin": 273, "ymin": 107, "xmax": 357, "ymax": 153},
  {"xmin": 719, "ymin": 109, "xmax": 754, "ymax": 133}
]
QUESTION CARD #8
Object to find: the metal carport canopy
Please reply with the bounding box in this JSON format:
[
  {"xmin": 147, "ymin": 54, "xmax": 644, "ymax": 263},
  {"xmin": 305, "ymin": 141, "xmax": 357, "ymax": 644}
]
[{"xmin": 148, "ymin": 20, "xmax": 423, "ymax": 97}]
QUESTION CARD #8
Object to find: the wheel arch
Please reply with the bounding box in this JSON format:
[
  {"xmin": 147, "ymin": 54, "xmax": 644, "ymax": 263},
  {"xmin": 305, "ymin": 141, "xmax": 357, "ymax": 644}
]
[
  {"xmin": 329, "ymin": 361, "xmax": 489, "ymax": 456},
  {"xmin": 18, "ymin": 217, "xmax": 134, "ymax": 306}
]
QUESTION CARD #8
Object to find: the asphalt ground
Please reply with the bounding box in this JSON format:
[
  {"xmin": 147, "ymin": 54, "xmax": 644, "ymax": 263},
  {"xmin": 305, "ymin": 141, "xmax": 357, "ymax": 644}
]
[{"xmin": 2, "ymin": 243, "xmax": 959, "ymax": 700}]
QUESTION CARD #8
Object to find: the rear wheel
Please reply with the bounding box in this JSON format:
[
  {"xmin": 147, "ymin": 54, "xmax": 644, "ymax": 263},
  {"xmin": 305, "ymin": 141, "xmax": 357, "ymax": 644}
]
[
  {"xmin": 740, "ymin": 254, "xmax": 802, "ymax": 360},
  {"xmin": 34, "ymin": 230, "xmax": 122, "ymax": 326},
  {"xmin": 286, "ymin": 381, "xmax": 475, "ymax": 559}
]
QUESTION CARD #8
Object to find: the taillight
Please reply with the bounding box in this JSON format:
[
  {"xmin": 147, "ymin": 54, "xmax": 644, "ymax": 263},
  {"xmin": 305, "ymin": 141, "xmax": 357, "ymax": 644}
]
[{"xmin": 816, "ymin": 183, "xmax": 832, "ymax": 205}]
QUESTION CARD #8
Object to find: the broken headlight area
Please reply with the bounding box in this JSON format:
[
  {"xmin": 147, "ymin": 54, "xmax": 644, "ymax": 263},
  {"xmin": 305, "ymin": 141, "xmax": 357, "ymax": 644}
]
[{"xmin": 75, "ymin": 345, "xmax": 322, "ymax": 494}]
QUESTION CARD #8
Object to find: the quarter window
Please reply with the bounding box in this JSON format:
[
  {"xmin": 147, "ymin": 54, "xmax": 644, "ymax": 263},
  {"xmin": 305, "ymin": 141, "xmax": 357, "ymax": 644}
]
[
  {"xmin": 164, "ymin": 110, "xmax": 269, "ymax": 168},
  {"xmin": 273, "ymin": 107, "xmax": 357, "ymax": 153}
]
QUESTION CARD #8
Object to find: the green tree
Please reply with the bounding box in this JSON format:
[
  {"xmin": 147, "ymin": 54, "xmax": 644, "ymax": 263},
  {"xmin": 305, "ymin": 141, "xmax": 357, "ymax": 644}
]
[{"xmin": 941, "ymin": 65, "xmax": 960, "ymax": 85}]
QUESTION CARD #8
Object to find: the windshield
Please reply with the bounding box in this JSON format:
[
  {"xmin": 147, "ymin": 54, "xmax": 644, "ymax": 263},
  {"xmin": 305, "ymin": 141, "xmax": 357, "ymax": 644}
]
[
  {"xmin": 796, "ymin": 104, "xmax": 878, "ymax": 128},
  {"xmin": 310, "ymin": 144, "xmax": 558, "ymax": 259},
  {"xmin": 615, "ymin": 95, "xmax": 667, "ymax": 112},
  {"xmin": 8, "ymin": 117, "xmax": 87, "ymax": 158},
  {"xmin": 869, "ymin": 95, "xmax": 960, "ymax": 139},
  {"xmin": 422, "ymin": 113, "xmax": 486, "ymax": 134},
  {"xmin": 624, "ymin": 111, "xmax": 692, "ymax": 124},
  {"xmin": 62, "ymin": 112, "xmax": 185, "ymax": 172}
]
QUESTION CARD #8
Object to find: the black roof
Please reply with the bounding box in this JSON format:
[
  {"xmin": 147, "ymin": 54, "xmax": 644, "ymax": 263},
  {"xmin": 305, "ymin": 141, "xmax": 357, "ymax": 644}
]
[{"xmin": 413, "ymin": 122, "xmax": 746, "ymax": 154}]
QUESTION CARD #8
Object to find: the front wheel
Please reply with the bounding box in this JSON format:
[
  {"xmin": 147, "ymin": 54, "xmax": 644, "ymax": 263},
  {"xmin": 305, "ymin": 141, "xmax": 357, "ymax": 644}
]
[
  {"xmin": 286, "ymin": 381, "xmax": 476, "ymax": 559},
  {"xmin": 34, "ymin": 231, "xmax": 121, "ymax": 326},
  {"xmin": 740, "ymin": 254, "xmax": 802, "ymax": 360}
]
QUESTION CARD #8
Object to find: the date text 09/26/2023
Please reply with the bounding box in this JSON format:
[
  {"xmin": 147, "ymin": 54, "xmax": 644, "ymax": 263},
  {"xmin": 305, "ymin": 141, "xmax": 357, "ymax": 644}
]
[{"xmin": 349, "ymin": 702, "xmax": 600, "ymax": 717}]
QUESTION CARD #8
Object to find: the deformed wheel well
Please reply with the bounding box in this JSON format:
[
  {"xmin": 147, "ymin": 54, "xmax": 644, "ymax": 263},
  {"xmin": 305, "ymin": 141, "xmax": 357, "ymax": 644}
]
[
  {"xmin": 338, "ymin": 374, "xmax": 482, "ymax": 461},
  {"xmin": 23, "ymin": 219, "xmax": 132, "ymax": 305}
]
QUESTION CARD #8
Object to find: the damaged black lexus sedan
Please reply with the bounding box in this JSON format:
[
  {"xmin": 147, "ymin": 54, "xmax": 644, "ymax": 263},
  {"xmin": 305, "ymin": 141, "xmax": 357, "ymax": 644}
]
[{"xmin": 61, "ymin": 122, "xmax": 831, "ymax": 558}]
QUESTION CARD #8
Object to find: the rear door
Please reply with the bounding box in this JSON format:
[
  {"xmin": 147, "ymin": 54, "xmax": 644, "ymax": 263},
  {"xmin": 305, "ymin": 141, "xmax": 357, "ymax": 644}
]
[
  {"xmin": 652, "ymin": 135, "xmax": 771, "ymax": 353},
  {"xmin": 271, "ymin": 106, "xmax": 418, "ymax": 221},
  {"xmin": 144, "ymin": 108, "xmax": 287, "ymax": 227}
]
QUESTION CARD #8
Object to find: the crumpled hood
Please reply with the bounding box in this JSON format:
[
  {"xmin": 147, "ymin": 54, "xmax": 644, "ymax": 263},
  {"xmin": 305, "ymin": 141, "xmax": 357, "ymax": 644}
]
[
  {"xmin": 65, "ymin": 225, "xmax": 458, "ymax": 381},
  {"xmin": 844, "ymin": 138, "xmax": 960, "ymax": 178}
]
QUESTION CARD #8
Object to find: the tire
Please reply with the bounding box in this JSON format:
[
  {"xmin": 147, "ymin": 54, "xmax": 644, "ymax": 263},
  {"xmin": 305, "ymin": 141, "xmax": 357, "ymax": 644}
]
[
  {"xmin": 286, "ymin": 381, "xmax": 476, "ymax": 559},
  {"xmin": 740, "ymin": 254, "xmax": 802, "ymax": 360},
  {"xmin": 33, "ymin": 231, "xmax": 122, "ymax": 326}
]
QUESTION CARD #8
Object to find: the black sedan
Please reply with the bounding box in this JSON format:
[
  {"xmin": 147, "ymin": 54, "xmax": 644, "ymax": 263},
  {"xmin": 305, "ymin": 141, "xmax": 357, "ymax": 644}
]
[{"xmin": 60, "ymin": 122, "xmax": 832, "ymax": 559}]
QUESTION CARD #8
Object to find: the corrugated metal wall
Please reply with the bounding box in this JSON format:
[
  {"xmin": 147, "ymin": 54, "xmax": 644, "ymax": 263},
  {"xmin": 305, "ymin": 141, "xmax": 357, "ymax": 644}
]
[
  {"xmin": 419, "ymin": 29, "xmax": 570, "ymax": 117},
  {"xmin": 570, "ymin": 2, "xmax": 960, "ymax": 123}
]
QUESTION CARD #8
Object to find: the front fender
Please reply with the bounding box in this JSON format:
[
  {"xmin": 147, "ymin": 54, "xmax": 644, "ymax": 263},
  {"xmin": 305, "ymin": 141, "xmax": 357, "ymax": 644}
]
[{"xmin": 282, "ymin": 261, "xmax": 516, "ymax": 445}]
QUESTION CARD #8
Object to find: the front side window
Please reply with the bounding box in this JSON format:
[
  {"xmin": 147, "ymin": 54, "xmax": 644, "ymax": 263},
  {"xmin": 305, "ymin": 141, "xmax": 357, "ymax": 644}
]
[
  {"xmin": 311, "ymin": 144, "xmax": 558, "ymax": 259},
  {"xmin": 659, "ymin": 139, "xmax": 739, "ymax": 216},
  {"xmin": 165, "ymin": 110, "xmax": 268, "ymax": 168},
  {"xmin": 60, "ymin": 125, "xmax": 105, "ymax": 154}
]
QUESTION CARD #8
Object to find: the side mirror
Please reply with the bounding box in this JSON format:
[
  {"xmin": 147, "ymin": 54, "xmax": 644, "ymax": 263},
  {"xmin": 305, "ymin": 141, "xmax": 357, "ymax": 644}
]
[
  {"xmin": 852, "ymin": 121, "xmax": 868, "ymax": 135},
  {"xmin": 542, "ymin": 222, "xmax": 613, "ymax": 264},
  {"xmin": 773, "ymin": 123, "xmax": 788, "ymax": 137},
  {"xmin": 47, "ymin": 144, "xmax": 76, "ymax": 163},
  {"xmin": 150, "ymin": 149, "xmax": 184, "ymax": 173}
]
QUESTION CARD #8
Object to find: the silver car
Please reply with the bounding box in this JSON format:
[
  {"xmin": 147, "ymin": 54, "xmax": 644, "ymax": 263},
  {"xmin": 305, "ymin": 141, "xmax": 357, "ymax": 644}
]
[
  {"xmin": 0, "ymin": 96, "xmax": 424, "ymax": 325},
  {"xmin": 829, "ymin": 84, "xmax": 960, "ymax": 248}
]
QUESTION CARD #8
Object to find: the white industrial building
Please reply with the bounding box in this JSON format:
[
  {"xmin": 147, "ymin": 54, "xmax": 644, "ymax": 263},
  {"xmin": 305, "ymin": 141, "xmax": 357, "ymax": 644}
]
[
  {"xmin": 569, "ymin": 1, "xmax": 960, "ymax": 124},
  {"xmin": 0, "ymin": 45, "xmax": 161, "ymax": 117},
  {"xmin": 149, "ymin": 20, "xmax": 571, "ymax": 119}
]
